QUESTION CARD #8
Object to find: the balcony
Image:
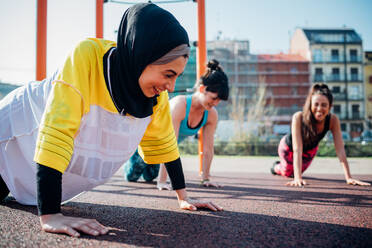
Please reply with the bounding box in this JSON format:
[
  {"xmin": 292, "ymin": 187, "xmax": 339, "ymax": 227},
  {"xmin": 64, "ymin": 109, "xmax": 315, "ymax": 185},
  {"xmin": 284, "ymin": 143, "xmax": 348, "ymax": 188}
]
[
  {"xmin": 331, "ymin": 93, "xmax": 363, "ymax": 102},
  {"xmin": 314, "ymin": 74, "xmax": 324, "ymax": 82},
  {"xmin": 312, "ymin": 74, "xmax": 363, "ymax": 82},
  {"xmin": 350, "ymin": 111, "xmax": 364, "ymax": 120},
  {"xmin": 334, "ymin": 111, "xmax": 365, "ymax": 120},
  {"xmin": 258, "ymin": 71, "xmax": 309, "ymax": 75},
  {"xmin": 348, "ymin": 74, "xmax": 363, "ymax": 82},
  {"xmin": 313, "ymin": 55, "xmax": 343, "ymax": 63},
  {"xmin": 332, "ymin": 92, "xmax": 346, "ymax": 100},
  {"xmin": 312, "ymin": 55, "xmax": 363, "ymax": 63},
  {"xmin": 333, "ymin": 112, "xmax": 346, "ymax": 119},
  {"xmin": 348, "ymin": 55, "xmax": 363, "ymax": 63},
  {"xmin": 326, "ymin": 74, "xmax": 344, "ymax": 81},
  {"xmin": 348, "ymin": 95, "xmax": 364, "ymax": 101},
  {"xmin": 277, "ymin": 106, "xmax": 302, "ymax": 115}
]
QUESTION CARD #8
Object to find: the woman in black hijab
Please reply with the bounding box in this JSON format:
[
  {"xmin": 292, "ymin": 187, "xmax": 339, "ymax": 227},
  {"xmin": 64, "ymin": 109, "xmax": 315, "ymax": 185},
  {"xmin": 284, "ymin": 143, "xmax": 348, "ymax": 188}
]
[{"xmin": 0, "ymin": 3, "xmax": 222, "ymax": 238}]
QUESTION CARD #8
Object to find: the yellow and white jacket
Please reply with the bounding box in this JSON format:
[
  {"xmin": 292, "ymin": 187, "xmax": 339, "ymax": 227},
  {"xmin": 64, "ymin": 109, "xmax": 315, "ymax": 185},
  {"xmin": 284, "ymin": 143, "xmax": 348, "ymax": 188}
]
[{"xmin": 0, "ymin": 38, "xmax": 179, "ymax": 205}]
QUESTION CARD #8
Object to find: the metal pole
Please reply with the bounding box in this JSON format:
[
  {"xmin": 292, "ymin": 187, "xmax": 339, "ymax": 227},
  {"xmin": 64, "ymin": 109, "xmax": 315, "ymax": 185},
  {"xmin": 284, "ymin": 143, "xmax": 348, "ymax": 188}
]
[
  {"xmin": 36, "ymin": 0, "xmax": 47, "ymax": 81},
  {"xmin": 96, "ymin": 0, "xmax": 104, "ymax": 38},
  {"xmin": 196, "ymin": 0, "xmax": 206, "ymax": 175}
]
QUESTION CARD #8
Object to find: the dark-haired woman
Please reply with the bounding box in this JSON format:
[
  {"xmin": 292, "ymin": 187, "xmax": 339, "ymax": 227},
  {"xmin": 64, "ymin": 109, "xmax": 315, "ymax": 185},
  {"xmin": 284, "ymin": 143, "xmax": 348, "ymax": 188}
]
[
  {"xmin": 124, "ymin": 59, "xmax": 229, "ymax": 189},
  {"xmin": 271, "ymin": 83, "xmax": 370, "ymax": 187},
  {"xmin": 0, "ymin": 3, "xmax": 222, "ymax": 237}
]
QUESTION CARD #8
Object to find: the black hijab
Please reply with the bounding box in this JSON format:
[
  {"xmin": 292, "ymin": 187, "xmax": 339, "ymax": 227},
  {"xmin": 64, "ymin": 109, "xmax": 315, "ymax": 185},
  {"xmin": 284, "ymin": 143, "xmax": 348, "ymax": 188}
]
[{"xmin": 103, "ymin": 3, "xmax": 189, "ymax": 118}]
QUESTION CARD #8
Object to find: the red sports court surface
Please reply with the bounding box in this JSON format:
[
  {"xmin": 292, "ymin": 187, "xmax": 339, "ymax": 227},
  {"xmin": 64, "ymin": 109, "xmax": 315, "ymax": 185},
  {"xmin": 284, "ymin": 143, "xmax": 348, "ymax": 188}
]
[{"xmin": 1, "ymin": 156, "xmax": 371, "ymax": 247}]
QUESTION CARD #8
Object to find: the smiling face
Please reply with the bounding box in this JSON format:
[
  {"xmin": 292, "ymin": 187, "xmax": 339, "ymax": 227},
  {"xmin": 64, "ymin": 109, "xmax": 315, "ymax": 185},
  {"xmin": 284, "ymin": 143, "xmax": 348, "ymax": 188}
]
[
  {"xmin": 138, "ymin": 56, "xmax": 188, "ymax": 98},
  {"xmin": 311, "ymin": 94, "xmax": 331, "ymax": 122},
  {"xmin": 198, "ymin": 86, "xmax": 221, "ymax": 110}
]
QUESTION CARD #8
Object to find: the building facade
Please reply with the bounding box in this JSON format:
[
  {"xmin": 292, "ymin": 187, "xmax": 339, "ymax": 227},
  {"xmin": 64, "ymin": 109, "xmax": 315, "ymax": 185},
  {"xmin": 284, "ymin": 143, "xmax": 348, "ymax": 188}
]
[
  {"xmin": 365, "ymin": 51, "xmax": 372, "ymax": 129},
  {"xmin": 174, "ymin": 40, "xmax": 310, "ymax": 136},
  {"xmin": 257, "ymin": 54, "xmax": 310, "ymax": 133},
  {"xmin": 290, "ymin": 28, "xmax": 365, "ymax": 137}
]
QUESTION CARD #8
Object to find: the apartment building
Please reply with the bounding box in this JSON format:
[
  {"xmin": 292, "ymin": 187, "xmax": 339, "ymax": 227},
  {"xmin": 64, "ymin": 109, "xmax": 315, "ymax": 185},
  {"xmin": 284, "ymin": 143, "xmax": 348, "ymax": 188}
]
[
  {"xmin": 206, "ymin": 40, "xmax": 253, "ymax": 121},
  {"xmin": 173, "ymin": 40, "xmax": 252, "ymax": 121},
  {"xmin": 257, "ymin": 54, "xmax": 310, "ymax": 132},
  {"xmin": 365, "ymin": 51, "xmax": 372, "ymax": 129},
  {"xmin": 290, "ymin": 28, "xmax": 365, "ymax": 137},
  {"xmin": 174, "ymin": 40, "xmax": 310, "ymax": 135}
]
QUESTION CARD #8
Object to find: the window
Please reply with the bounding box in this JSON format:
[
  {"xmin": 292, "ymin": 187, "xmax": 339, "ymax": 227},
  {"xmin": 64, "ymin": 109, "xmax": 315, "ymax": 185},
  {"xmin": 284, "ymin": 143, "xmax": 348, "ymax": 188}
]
[
  {"xmin": 290, "ymin": 67, "xmax": 298, "ymax": 73},
  {"xmin": 351, "ymin": 105, "xmax": 360, "ymax": 119},
  {"xmin": 332, "ymin": 86, "xmax": 340, "ymax": 93},
  {"xmin": 331, "ymin": 49, "xmax": 339, "ymax": 61},
  {"xmin": 291, "ymin": 87, "xmax": 297, "ymax": 95},
  {"xmin": 313, "ymin": 49, "xmax": 322, "ymax": 62},
  {"xmin": 331, "ymin": 68, "xmax": 340, "ymax": 81},
  {"xmin": 352, "ymin": 105, "xmax": 360, "ymax": 112},
  {"xmin": 349, "ymin": 86, "xmax": 360, "ymax": 100},
  {"xmin": 351, "ymin": 123, "xmax": 363, "ymax": 132},
  {"xmin": 350, "ymin": 68, "xmax": 359, "ymax": 81},
  {"xmin": 314, "ymin": 68, "xmax": 323, "ymax": 82},
  {"xmin": 350, "ymin": 49, "xmax": 358, "ymax": 62},
  {"xmin": 332, "ymin": 68, "xmax": 339, "ymax": 74},
  {"xmin": 341, "ymin": 123, "xmax": 346, "ymax": 131},
  {"xmin": 369, "ymin": 75, "xmax": 372, "ymax": 84},
  {"xmin": 333, "ymin": 105, "xmax": 341, "ymax": 113}
]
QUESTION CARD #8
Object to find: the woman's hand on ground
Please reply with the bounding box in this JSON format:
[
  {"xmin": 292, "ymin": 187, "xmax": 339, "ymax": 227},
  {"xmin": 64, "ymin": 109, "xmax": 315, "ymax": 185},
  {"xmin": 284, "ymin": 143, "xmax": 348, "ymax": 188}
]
[
  {"xmin": 346, "ymin": 178, "xmax": 371, "ymax": 186},
  {"xmin": 40, "ymin": 213, "xmax": 109, "ymax": 237},
  {"xmin": 286, "ymin": 178, "xmax": 307, "ymax": 187},
  {"xmin": 179, "ymin": 198, "xmax": 223, "ymax": 212}
]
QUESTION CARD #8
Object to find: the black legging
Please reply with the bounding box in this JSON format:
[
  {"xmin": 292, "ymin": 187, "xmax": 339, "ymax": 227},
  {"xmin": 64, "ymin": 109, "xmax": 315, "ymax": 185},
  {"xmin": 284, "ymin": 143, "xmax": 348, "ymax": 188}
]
[{"xmin": 0, "ymin": 174, "xmax": 9, "ymax": 201}]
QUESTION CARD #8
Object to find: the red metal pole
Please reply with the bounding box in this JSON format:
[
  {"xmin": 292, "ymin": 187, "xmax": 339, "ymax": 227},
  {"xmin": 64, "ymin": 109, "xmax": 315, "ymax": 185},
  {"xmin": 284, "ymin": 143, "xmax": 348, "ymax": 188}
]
[
  {"xmin": 96, "ymin": 0, "xmax": 104, "ymax": 38},
  {"xmin": 197, "ymin": 0, "xmax": 207, "ymax": 174},
  {"xmin": 36, "ymin": 0, "xmax": 47, "ymax": 81}
]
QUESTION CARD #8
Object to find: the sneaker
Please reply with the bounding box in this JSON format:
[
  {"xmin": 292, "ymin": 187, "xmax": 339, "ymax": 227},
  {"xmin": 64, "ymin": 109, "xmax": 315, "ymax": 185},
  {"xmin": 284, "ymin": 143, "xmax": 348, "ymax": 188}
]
[
  {"xmin": 157, "ymin": 182, "xmax": 171, "ymax": 191},
  {"xmin": 271, "ymin": 161, "xmax": 280, "ymax": 175}
]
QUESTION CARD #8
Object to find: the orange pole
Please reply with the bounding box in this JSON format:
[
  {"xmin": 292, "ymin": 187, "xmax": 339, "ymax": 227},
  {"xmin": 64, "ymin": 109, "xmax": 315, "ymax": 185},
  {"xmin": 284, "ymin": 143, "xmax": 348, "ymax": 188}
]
[
  {"xmin": 197, "ymin": 0, "xmax": 206, "ymax": 175},
  {"xmin": 36, "ymin": 0, "xmax": 47, "ymax": 81},
  {"xmin": 96, "ymin": 0, "xmax": 104, "ymax": 38}
]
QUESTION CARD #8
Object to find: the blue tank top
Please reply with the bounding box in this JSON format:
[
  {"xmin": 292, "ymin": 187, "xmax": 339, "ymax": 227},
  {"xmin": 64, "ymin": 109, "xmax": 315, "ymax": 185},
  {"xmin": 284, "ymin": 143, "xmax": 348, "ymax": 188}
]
[{"xmin": 178, "ymin": 95, "xmax": 209, "ymax": 143}]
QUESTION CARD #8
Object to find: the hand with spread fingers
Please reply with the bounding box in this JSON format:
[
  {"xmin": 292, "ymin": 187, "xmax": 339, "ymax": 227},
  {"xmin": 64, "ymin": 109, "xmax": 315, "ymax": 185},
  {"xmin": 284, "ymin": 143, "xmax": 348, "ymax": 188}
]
[
  {"xmin": 286, "ymin": 178, "xmax": 307, "ymax": 187},
  {"xmin": 40, "ymin": 213, "xmax": 109, "ymax": 237},
  {"xmin": 346, "ymin": 178, "xmax": 371, "ymax": 186},
  {"xmin": 179, "ymin": 197, "xmax": 223, "ymax": 212}
]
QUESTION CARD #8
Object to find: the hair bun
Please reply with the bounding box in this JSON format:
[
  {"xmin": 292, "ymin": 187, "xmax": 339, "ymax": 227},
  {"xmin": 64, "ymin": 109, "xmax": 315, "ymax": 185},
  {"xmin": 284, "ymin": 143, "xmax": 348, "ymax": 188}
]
[{"xmin": 207, "ymin": 59, "xmax": 220, "ymax": 71}]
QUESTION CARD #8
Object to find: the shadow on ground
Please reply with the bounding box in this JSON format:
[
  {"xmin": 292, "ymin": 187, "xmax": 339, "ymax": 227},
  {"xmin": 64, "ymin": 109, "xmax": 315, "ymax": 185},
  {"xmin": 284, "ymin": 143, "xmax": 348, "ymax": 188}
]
[
  {"xmin": 2, "ymin": 188, "xmax": 372, "ymax": 248},
  {"xmin": 94, "ymin": 174, "xmax": 372, "ymax": 208}
]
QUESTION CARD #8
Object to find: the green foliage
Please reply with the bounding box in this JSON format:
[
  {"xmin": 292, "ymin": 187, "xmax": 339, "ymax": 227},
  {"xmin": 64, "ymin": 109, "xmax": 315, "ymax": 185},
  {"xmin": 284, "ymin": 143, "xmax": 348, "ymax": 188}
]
[
  {"xmin": 179, "ymin": 139, "xmax": 372, "ymax": 157},
  {"xmin": 316, "ymin": 141, "xmax": 337, "ymax": 157}
]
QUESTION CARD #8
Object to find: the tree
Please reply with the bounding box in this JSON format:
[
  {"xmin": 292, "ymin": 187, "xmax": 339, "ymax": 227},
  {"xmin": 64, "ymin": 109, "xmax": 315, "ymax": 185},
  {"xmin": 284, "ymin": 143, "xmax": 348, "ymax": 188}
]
[{"xmin": 229, "ymin": 76, "xmax": 277, "ymax": 142}]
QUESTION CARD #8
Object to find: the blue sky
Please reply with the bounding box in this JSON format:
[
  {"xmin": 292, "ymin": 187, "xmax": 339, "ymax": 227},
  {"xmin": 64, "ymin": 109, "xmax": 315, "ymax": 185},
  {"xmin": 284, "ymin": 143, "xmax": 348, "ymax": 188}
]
[{"xmin": 0, "ymin": 0, "xmax": 371, "ymax": 84}]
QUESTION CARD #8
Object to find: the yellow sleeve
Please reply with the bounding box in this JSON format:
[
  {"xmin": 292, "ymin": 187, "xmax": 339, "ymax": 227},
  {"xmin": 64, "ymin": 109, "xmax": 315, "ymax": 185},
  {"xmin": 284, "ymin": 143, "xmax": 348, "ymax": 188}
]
[
  {"xmin": 33, "ymin": 40, "xmax": 93, "ymax": 173},
  {"xmin": 138, "ymin": 92, "xmax": 180, "ymax": 164}
]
